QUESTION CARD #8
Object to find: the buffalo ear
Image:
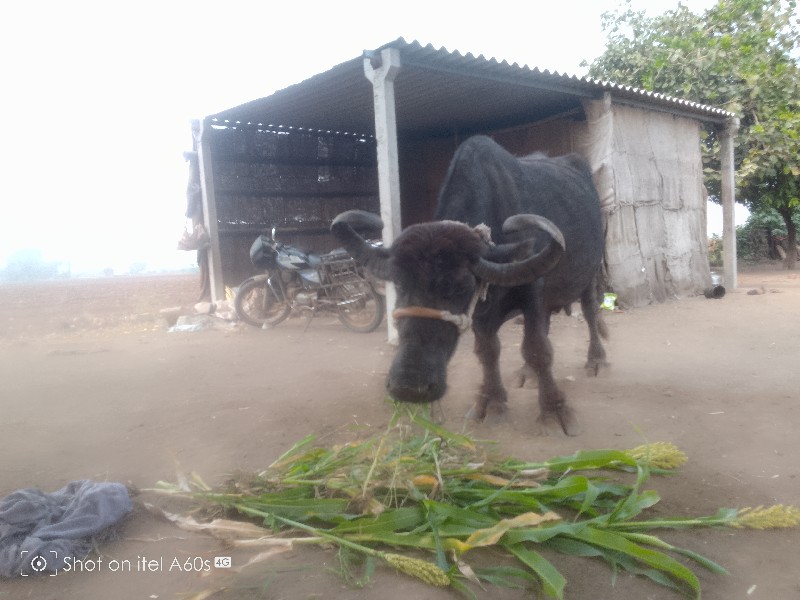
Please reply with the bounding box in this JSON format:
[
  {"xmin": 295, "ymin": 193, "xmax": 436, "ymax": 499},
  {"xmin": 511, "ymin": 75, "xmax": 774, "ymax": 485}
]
[{"xmin": 331, "ymin": 210, "xmax": 394, "ymax": 280}]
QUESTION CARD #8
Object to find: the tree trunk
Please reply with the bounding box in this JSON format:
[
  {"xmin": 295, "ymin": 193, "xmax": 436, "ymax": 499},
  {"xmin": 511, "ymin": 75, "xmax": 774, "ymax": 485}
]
[{"xmin": 780, "ymin": 208, "xmax": 798, "ymax": 270}]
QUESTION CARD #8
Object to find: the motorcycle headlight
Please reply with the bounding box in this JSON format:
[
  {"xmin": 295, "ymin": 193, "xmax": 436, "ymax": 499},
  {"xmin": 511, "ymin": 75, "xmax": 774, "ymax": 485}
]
[{"xmin": 250, "ymin": 235, "xmax": 278, "ymax": 269}]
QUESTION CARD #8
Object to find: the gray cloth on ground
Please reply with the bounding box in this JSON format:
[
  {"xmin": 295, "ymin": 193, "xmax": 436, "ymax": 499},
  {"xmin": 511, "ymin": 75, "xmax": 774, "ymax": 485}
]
[{"xmin": 0, "ymin": 480, "xmax": 132, "ymax": 577}]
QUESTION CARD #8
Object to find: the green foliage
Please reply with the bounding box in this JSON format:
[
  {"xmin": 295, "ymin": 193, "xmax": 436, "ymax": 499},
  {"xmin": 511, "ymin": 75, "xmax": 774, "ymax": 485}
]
[
  {"xmin": 745, "ymin": 207, "xmax": 794, "ymax": 233},
  {"xmin": 708, "ymin": 234, "xmax": 723, "ymax": 267},
  {"xmin": 710, "ymin": 205, "xmax": 798, "ymax": 262},
  {"xmin": 588, "ymin": 0, "xmax": 800, "ymax": 266},
  {"xmin": 736, "ymin": 204, "xmax": 800, "ymax": 260},
  {"xmin": 159, "ymin": 406, "xmax": 798, "ymax": 599}
]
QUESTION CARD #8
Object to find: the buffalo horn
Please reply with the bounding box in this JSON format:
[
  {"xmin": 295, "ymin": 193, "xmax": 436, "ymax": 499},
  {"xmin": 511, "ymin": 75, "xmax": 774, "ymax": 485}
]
[
  {"xmin": 471, "ymin": 214, "xmax": 565, "ymax": 286},
  {"xmin": 502, "ymin": 214, "xmax": 566, "ymax": 250},
  {"xmin": 330, "ymin": 210, "xmax": 393, "ymax": 280}
]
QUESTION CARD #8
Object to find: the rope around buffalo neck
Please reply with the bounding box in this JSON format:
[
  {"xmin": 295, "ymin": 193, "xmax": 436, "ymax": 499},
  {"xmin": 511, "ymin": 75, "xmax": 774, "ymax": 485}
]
[{"xmin": 391, "ymin": 281, "xmax": 489, "ymax": 332}]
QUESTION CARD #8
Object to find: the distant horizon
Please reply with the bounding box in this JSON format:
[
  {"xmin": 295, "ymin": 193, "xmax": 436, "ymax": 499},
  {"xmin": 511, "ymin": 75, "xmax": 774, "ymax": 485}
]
[
  {"xmin": 0, "ymin": 198, "xmax": 751, "ymax": 283},
  {"xmin": 0, "ymin": 265, "xmax": 200, "ymax": 283}
]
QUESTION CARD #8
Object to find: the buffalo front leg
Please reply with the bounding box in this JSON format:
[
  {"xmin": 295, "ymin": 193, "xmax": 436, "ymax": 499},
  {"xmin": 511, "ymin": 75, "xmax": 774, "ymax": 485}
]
[
  {"xmin": 522, "ymin": 303, "xmax": 579, "ymax": 436},
  {"xmin": 466, "ymin": 323, "xmax": 508, "ymax": 421}
]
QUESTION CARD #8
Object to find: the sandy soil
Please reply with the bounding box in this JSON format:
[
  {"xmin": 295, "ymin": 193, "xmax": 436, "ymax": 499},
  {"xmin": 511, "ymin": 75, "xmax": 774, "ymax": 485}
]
[{"xmin": 1, "ymin": 267, "xmax": 798, "ymax": 600}]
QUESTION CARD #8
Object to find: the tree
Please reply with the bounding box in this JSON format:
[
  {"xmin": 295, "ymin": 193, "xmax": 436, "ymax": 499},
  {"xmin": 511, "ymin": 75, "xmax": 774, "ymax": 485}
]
[
  {"xmin": 587, "ymin": 0, "xmax": 800, "ymax": 268},
  {"xmin": 737, "ymin": 205, "xmax": 800, "ymax": 261}
]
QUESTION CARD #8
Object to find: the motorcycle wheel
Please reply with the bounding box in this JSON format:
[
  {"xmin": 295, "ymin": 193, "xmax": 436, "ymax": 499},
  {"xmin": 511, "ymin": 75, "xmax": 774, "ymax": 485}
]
[
  {"xmin": 234, "ymin": 277, "xmax": 291, "ymax": 328},
  {"xmin": 337, "ymin": 288, "xmax": 385, "ymax": 333}
]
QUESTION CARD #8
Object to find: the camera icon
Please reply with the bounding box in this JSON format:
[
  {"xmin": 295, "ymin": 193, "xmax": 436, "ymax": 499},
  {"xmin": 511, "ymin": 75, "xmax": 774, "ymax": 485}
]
[
  {"xmin": 20, "ymin": 551, "xmax": 58, "ymax": 576},
  {"xmin": 30, "ymin": 555, "xmax": 47, "ymax": 572}
]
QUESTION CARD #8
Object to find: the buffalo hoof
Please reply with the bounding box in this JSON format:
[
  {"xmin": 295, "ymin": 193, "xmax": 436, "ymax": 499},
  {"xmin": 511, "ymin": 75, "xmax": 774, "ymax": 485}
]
[
  {"xmin": 465, "ymin": 400, "xmax": 508, "ymax": 422},
  {"xmin": 584, "ymin": 358, "xmax": 609, "ymax": 377},
  {"xmin": 512, "ymin": 364, "xmax": 538, "ymax": 388},
  {"xmin": 536, "ymin": 406, "xmax": 581, "ymax": 437}
]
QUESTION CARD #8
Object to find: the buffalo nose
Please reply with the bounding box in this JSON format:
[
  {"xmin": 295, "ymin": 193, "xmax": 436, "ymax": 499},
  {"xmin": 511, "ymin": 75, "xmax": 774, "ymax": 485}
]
[{"xmin": 386, "ymin": 380, "xmax": 445, "ymax": 404}]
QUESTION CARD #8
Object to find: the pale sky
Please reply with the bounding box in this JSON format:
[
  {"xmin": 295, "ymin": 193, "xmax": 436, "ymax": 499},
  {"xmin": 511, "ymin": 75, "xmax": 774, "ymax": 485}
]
[{"xmin": 0, "ymin": 0, "xmax": 727, "ymax": 274}]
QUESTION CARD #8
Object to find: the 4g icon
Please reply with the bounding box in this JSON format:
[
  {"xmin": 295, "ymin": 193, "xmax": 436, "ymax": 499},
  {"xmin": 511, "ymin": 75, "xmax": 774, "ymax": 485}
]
[{"xmin": 214, "ymin": 556, "xmax": 232, "ymax": 569}]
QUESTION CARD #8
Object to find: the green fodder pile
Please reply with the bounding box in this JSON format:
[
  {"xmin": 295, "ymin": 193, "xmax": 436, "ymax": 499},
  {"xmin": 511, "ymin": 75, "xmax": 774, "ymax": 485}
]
[{"xmin": 157, "ymin": 407, "xmax": 799, "ymax": 599}]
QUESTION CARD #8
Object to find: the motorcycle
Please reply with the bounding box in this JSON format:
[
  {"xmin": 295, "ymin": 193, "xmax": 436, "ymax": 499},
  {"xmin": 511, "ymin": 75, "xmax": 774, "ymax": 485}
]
[{"xmin": 234, "ymin": 228, "xmax": 385, "ymax": 333}]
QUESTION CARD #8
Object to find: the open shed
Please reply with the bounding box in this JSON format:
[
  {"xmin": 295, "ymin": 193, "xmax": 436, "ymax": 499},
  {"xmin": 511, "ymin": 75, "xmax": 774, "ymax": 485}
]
[{"xmin": 190, "ymin": 38, "xmax": 738, "ymax": 327}]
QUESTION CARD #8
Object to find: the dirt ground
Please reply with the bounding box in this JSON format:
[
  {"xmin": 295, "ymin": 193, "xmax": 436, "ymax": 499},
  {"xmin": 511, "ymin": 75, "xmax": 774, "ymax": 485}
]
[{"xmin": 1, "ymin": 267, "xmax": 798, "ymax": 600}]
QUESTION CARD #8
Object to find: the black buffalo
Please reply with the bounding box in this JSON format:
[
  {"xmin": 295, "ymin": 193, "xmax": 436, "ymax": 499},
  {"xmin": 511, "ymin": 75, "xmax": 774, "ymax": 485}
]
[{"xmin": 331, "ymin": 135, "xmax": 607, "ymax": 435}]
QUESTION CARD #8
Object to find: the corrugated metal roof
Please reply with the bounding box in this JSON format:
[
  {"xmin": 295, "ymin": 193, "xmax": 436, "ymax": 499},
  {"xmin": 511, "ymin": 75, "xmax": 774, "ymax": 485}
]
[{"xmin": 207, "ymin": 38, "xmax": 734, "ymax": 136}]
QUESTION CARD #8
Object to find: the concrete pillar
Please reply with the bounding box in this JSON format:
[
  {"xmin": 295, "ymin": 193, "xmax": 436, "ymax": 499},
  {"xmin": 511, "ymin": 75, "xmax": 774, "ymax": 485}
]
[
  {"xmin": 198, "ymin": 119, "xmax": 225, "ymax": 303},
  {"xmin": 720, "ymin": 117, "xmax": 740, "ymax": 290},
  {"xmin": 364, "ymin": 48, "xmax": 402, "ymax": 344}
]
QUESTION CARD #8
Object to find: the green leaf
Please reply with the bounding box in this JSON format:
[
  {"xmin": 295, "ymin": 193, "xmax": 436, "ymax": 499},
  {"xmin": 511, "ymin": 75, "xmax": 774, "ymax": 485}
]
[
  {"xmin": 504, "ymin": 521, "xmax": 588, "ymax": 545},
  {"xmin": 230, "ymin": 490, "xmax": 351, "ymax": 522},
  {"xmin": 545, "ymin": 536, "xmax": 686, "ymax": 594},
  {"xmin": 449, "ymin": 576, "xmax": 480, "ymax": 600},
  {"xmin": 473, "ymin": 565, "xmax": 537, "ymax": 589},
  {"xmin": 268, "ymin": 433, "xmax": 316, "ymax": 468},
  {"xmin": 577, "ymin": 480, "xmax": 603, "ymax": 519},
  {"xmin": 607, "ymin": 489, "xmax": 662, "ymax": 523},
  {"xmin": 404, "ymin": 408, "xmax": 477, "ymax": 449},
  {"xmin": 505, "ymin": 543, "xmax": 566, "ymax": 599},
  {"xmin": 423, "ymin": 501, "xmax": 449, "ymax": 570},
  {"xmin": 331, "ymin": 507, "xmax": 424, "ymax": 535},
  {"xmin": 617, "ymin": 532, "xmax": 728, "ymax": 575},
  {"xmin": 567, "ymin": 527, "xmax": 701, "ymax": 598},
  {"xmin": 459, "ymin": 486, "xmax": 548, "ymax": 513},
  {"xmin": 421, "ymin": 499, "xmax": 497, "ymax": 531},
  {"xmin": 605, "ymin": 551, "xmax": 684, "ymax": 594},
  {"xmin": 544, "ymin": 536, "xmax": 607, "ymax": 558},
  {"xmin": 544, "ymin": 449, "xmax": 637, "ymax": 472}
]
